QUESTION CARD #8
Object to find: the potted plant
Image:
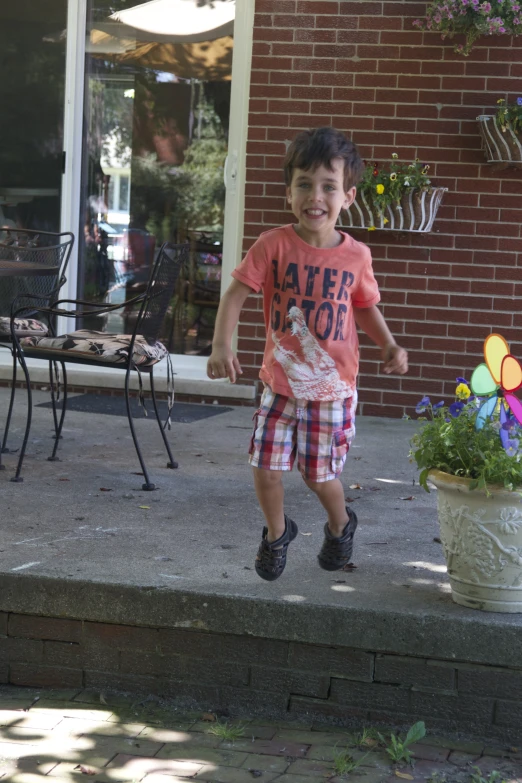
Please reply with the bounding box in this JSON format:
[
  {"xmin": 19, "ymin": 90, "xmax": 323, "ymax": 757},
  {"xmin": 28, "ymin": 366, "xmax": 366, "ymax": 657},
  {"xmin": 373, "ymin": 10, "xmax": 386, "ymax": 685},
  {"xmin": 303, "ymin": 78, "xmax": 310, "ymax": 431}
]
[
  {"xmin": 409, "ymin": 333, "xmax": 522, "ymax": 613},
  {"xmin": 339, "ymin": 155, "xmax": 447, "ymax": 233},
  {"xmin": 478, "ymin": 97, "xmax": 522, "ymax": 167},
  {"xmin": 413, "ymin": 0, "xmax": 522, "ymax": 56}
]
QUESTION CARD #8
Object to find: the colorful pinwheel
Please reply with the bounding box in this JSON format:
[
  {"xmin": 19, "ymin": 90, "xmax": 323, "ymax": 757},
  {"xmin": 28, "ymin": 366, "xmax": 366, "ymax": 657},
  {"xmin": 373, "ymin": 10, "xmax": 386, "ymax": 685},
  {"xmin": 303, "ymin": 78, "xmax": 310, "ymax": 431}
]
[{"xmin": 470, "ymin": 334, "xmax": 522, "ymax": 445}]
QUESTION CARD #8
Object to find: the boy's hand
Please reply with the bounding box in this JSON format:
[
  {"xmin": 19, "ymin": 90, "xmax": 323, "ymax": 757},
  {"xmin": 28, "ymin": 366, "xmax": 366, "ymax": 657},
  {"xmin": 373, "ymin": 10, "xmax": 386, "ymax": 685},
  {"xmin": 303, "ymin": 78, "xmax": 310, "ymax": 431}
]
[
  {"xmin": 207, "ymin": 346, "xmax": 243, "ymax": 384},
  {"xmin": 382, "ymin": 343, "xmax": 408, "ymax": 375}
]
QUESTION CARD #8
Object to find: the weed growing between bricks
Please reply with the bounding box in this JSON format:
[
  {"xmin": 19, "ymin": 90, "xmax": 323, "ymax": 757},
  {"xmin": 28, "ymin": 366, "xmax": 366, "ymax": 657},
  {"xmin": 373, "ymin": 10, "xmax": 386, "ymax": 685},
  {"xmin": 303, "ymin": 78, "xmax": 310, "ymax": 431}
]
[{"xmin": 0, "ymin": 685, "xmax": 521, "ymax": 783}]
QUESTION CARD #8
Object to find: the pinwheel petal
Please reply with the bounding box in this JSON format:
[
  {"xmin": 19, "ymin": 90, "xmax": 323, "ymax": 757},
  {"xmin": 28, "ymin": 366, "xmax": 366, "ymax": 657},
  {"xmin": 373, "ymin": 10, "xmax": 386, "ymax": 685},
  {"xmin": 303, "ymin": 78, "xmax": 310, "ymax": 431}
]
[
  {"xmin": 505, "ymin": 392, "xmax": 522, "ymax": 426},
  {"xmin": 484, "ymin": 333, "xmax": 510, "ymax": 385},
  {"xmin": 475, "ymin": 394, "xmax": 498, "ymax": 430},
  {"xmin": 501, "ymin": 355, "xmax": 522, "ymax": 393},
  {"xmin": 470, "ymin": 363, "xmax": 497, "ymax": 396}
]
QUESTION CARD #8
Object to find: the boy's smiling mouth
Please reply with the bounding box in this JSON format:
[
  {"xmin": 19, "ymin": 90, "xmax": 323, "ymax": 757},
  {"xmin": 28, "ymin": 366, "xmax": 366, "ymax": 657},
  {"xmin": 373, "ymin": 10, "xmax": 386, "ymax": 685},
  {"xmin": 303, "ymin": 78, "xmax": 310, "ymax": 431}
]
[{"xmin": 304, "ymin": 208, "xmax": 326, "ymax": 217}]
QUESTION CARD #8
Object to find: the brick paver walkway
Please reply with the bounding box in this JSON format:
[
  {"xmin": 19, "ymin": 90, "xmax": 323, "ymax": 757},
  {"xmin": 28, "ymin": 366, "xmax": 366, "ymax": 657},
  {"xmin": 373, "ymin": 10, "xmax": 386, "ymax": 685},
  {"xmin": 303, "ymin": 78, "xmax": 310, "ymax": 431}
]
[{"xmin": 0, "ymin": 686, "xmax": 521, "ymax": 783}]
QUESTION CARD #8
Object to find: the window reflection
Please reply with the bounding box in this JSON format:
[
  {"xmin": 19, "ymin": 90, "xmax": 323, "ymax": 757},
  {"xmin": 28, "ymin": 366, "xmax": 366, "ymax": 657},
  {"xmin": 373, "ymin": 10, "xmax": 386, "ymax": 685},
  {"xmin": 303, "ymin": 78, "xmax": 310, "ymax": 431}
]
[
  {"xmin": 0, "ymin": 1, "xmax": 66, "ymax": 232},
  {"xmin": 80, "ymin": 0, "xmax": 234, "ymax": 355}
]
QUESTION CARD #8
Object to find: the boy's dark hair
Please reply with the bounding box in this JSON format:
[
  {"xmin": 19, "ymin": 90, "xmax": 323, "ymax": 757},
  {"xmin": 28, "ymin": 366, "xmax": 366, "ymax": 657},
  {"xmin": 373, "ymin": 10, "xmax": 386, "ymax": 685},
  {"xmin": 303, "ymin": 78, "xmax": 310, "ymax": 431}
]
[{"xmin": 283, "ymin": 127, "xmax": 364, "ymax": 191}]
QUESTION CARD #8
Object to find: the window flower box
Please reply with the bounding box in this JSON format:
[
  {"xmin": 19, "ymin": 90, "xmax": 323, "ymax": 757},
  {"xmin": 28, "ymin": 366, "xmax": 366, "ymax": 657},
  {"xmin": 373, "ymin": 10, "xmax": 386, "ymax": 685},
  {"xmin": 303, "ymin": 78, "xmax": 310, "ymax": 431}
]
[
  {"xmin": 340, "ymin": 187, "xmax": 447, "ymax": 233},
  {"xmin": 339, "ymin": 155, "xmax": 447, "ymax": 233},
  {"xmin": 477, "ymin": 100, "xmax": 522, "ymax": 168}
]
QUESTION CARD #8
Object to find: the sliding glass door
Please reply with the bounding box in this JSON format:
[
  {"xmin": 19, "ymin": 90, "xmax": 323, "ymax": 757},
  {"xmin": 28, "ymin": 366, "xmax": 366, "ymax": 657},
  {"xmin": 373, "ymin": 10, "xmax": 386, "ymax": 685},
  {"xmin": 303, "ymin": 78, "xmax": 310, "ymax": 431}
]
[{"xmin": 77, "ymin": 0, "xmax": 234, "ymax": 355}]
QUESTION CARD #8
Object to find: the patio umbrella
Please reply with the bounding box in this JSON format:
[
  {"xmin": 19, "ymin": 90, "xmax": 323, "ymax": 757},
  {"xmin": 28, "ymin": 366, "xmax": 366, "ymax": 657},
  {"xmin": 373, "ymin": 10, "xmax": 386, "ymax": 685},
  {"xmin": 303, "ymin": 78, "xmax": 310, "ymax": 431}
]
[
  {"xmin": 109, "ymin": 0, "xmax": 235, "ymax": 43},
  {"xmin": 89, "ymin": 0, "xmax": 234, "ymax": 80},
  {"xmin": 95, "ymin": 35, "xmax": 233, "ymax": 81}
]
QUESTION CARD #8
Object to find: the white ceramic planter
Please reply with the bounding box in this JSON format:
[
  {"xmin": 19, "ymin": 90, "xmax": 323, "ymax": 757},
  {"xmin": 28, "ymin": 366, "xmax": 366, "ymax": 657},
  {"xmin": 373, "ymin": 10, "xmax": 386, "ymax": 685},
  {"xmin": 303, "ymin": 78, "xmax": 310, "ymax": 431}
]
[{"xmin": 429, "ymin": 469, "xmax": 522, "ymax": 613}]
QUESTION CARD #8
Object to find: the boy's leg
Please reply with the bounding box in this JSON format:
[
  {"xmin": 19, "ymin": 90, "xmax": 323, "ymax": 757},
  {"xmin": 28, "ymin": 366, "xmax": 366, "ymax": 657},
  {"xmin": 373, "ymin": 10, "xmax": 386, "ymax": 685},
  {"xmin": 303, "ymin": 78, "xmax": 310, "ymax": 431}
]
[
  {"xmin": 252, "ymin": 466, "xmax": 298, "ymax": 580},
  {"xmin": 297, "ymin": 393, "xmax": 358, "ymax": 570},
  {"xmin": 302, "ymin": 476, "xmax": 348, "ymax": 537},
  {"xmin": 252, "ymin": 466, "xmax": 285, "ymax": 542},
  {"xmin": 248, "ymin": 387, "xmax": 299, "ymax": 580}
]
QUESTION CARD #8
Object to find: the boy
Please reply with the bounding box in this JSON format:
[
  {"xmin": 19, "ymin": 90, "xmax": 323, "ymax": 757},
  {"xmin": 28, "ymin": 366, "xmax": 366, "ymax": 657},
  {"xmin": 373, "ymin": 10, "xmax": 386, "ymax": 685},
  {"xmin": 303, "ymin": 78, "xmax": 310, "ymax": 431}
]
[{"xmin": 207, "ymin": 127, "xmax": 408, "ymax": 581}]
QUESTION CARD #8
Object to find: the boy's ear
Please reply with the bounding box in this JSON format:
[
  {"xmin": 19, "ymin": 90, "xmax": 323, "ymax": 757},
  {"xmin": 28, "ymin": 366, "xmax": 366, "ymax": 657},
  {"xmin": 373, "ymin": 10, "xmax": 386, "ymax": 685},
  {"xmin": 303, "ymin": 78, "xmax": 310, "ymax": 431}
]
[
  {"xmin": 286, "ymin": 186, "xmax": 292, "ymax": 204},
  {"xmin": 343, "ymin": 186, "xmax": 357, "ymax": 209}
]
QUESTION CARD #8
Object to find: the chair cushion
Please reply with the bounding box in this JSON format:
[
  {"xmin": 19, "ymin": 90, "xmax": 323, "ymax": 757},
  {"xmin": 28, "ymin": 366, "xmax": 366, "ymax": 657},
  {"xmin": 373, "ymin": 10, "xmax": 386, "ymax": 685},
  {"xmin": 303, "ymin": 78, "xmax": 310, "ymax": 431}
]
[
  {"xmin": 0, "ymin": 316, "xmax": 48, "ymax": 338},
  {"xmin": 20, "ymin": 330, "xmax": 169, "ymax": 366}
]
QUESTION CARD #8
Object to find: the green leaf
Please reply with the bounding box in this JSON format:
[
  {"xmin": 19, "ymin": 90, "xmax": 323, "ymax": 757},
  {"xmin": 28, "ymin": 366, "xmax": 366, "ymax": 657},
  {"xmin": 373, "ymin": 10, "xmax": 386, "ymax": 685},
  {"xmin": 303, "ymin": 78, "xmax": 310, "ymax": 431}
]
[
  {"xmin": 403, "ymin": 721, "xmax": 426, "ymax": 748},
  {"xmin": 419, "ymin": 468, "xmax": 431, "ymax": 492}
]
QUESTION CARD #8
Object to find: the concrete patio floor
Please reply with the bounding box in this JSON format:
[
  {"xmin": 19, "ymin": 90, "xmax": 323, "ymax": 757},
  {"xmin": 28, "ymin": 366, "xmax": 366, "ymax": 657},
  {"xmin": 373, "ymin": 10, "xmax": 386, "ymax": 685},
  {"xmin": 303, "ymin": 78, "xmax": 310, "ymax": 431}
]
[{"xmin": 0, "ymin": 386, "xmax": 520, "ymax": 646}]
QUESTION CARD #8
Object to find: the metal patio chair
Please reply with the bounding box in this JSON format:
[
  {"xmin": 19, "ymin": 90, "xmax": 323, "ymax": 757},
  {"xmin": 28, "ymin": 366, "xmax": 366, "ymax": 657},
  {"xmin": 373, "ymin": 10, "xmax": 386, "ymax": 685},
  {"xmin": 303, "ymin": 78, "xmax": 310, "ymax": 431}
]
[
  {"xmin": 10, "ymin": 241, "xmax": 188, "ymax": 489},
  {"xmin": 0, "ymin": 229, "xmax": 74, "ymax": 471}
]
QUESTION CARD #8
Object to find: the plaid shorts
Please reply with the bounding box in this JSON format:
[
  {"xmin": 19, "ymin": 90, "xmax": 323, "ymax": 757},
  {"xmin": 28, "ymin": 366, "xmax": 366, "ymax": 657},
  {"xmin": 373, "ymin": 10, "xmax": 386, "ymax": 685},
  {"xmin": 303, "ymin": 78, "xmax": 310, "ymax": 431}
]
[{"xmin": 249, "ymin": 385, "xmax": 357, "ymax": 483}]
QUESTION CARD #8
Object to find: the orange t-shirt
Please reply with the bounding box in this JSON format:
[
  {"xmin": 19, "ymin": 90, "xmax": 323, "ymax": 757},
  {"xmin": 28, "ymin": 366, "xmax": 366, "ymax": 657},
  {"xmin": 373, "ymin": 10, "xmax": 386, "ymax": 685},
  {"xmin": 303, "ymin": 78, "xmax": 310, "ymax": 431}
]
[{"xmin": 232, "ymin": 225, "xmax": 380, "ymax": 401}]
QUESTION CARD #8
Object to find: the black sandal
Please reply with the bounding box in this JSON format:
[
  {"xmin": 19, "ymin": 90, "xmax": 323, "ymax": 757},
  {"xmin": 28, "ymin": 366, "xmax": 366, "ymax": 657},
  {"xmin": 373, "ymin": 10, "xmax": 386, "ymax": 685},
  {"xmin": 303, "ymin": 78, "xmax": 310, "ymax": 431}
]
[
  {"xmin": 317, "ymin": 507, "xmax": 358, "ymax": 571},
  {"xmin": 255, "ymin": 515, "xmax": 298, "ymax": 581}
]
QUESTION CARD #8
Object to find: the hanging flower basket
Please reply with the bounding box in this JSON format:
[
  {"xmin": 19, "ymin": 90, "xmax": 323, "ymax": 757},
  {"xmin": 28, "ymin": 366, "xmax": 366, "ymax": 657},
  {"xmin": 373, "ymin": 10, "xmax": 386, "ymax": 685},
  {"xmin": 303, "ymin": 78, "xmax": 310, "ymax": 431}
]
[
  {"xmin": 339, "ymin": 187, "xmax": 447, "ymax": 233},
  {"xmin": 413, "ymin": 2, "xmax": 522, "ymax": 57},
  {"xmin": 477, "ymin": 114, "xmax": 522, "ymax": 168}
]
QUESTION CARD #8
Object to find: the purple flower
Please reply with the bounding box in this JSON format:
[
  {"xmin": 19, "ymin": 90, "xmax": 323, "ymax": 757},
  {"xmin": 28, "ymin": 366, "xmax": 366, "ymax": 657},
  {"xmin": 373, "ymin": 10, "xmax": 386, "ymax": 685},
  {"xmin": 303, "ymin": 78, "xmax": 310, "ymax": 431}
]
[
  {"xmin": 456, "ymin": 376, "xmax": 469, "ymax": 385},
  {"xmin": 416, "ymin": 396, "xmax": 431, "ymax": 413},
  {"xmin": 502, "ymin": 419, "xmax": 517, "ymax": 431},
  {"xmin": 518, "ymin": 97, "xmax": 522, "ymax": 105},
  {"xmin": 449, "ymin": 401, "xmax": 465, "ymax": 417},
  {"xmin": 505, "ymin": 438, "xmax": 520, "ymax": 457},
  {"xmin": 433, "ymin": 400, "xmax": 445, "ymax": 409}
]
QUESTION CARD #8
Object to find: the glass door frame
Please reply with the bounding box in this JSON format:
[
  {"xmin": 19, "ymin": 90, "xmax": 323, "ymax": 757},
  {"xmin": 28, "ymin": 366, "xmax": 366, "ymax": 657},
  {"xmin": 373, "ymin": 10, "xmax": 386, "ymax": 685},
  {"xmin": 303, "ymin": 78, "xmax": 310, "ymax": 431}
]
[{"xmin": 59, "ymin": 0, "xmax": 255, "ymax": 355}]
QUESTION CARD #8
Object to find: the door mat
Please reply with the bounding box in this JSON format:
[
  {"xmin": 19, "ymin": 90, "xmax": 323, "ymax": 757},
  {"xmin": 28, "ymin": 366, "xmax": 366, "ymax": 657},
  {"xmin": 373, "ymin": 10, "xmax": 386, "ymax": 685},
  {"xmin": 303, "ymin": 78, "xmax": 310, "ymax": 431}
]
[{"xmin": 37, "ymin": 393, "xmax": 233, "ymax": 423}]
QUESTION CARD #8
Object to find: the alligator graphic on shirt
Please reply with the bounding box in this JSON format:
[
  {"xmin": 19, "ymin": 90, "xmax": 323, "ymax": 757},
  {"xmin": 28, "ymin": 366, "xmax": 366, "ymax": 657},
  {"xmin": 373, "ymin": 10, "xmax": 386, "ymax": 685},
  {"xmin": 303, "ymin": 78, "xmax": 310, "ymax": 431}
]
[{"xmin": 272, "ymin": 306, "xmax": 352, "ymax": 401}]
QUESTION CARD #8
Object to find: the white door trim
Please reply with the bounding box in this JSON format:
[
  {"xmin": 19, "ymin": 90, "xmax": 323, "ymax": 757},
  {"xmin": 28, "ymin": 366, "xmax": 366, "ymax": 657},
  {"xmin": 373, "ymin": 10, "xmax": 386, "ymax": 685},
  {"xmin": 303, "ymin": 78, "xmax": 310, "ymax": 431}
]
[
  {"xmin": 221, "ymin": 0, "xmax": 255, "ymax": 353},
  {"xmin": 59, "ymin": 0, "xmax": 87, "ymax": 334}
]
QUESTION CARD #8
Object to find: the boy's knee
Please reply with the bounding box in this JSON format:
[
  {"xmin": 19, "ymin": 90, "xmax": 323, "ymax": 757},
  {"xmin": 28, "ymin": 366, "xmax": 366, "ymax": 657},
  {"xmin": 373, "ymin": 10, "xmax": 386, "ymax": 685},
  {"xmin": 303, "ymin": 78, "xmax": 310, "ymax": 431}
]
[
  {"xmin": 252, "ymin": 466, "xmax": 283, "ymax": 486},
  {"xmin": 303, "ymin": 476, "xmax": 325, "ymax": 493},
  {"xmin": 303, "ymin": 475, "xmax": 340, "ymax": 495}
]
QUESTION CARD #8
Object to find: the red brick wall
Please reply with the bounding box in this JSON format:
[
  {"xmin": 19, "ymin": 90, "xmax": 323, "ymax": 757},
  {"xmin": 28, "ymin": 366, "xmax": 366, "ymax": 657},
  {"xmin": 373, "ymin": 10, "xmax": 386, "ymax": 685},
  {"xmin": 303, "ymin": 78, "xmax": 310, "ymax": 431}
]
[{"xmin": 237, "ymin": 0, "xmax": 522, "ymax": 417}]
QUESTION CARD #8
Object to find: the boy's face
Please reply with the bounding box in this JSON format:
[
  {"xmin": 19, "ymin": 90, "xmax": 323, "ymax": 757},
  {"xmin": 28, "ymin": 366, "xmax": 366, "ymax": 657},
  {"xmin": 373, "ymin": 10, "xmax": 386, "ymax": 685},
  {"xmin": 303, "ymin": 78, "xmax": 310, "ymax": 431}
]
[{"xmin": 286, "ymin": 157, "xmax": 356, "ymax": 246}]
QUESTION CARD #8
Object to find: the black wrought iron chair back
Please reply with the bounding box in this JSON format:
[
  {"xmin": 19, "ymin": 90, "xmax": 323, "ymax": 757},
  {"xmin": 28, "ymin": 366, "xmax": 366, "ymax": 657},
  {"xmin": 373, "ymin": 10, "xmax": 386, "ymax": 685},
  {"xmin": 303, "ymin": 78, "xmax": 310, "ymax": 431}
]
[
  {"xmin": 138, "ymin": 242, "xmax": 186, "ymax": 345},
  {"xmin": 0, "ymin": 229, "xmax": 74, "ymax": 331},
  {"xmin": 9, "ymin": 241, "xmax": 188, "ymax": 491},
  {"xmin": 0, "ymin": 229, "xmax": 74, "ymax": 473}
]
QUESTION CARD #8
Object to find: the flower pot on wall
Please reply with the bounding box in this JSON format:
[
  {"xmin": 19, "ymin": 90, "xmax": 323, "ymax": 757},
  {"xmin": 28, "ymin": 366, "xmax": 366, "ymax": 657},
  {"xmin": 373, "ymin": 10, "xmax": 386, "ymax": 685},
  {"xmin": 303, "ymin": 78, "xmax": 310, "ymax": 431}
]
[
  {"xmin": 339, "ymin": 187, "xmax": 447, "ymax": 233},
  {"xmin": 477, "ymin": 115, "xmax": 522, "ymax": 168},
  {"xmin": 429, "ymin": 469, "xmax": 522, "ymax": 613}
]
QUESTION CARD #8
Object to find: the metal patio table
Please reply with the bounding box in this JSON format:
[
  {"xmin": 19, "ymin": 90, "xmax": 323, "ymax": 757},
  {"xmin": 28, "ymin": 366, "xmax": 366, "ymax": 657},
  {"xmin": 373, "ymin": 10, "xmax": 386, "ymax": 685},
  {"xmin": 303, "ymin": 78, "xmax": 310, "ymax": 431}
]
[{"xmin": 0, "ymin": 258, "xmax": 59, "ymax": 277}]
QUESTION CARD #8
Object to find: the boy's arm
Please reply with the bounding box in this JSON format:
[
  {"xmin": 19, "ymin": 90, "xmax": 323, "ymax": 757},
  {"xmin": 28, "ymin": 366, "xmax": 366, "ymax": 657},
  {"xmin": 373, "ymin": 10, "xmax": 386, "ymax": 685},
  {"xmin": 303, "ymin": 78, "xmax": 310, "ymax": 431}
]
[
  {"xmin": 353, "ymin": 304, "xmax": 408, "ymax": 375},
  {"xmin": 207, "ymin": 278, "xmax": 254, "ymax": 383}
]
